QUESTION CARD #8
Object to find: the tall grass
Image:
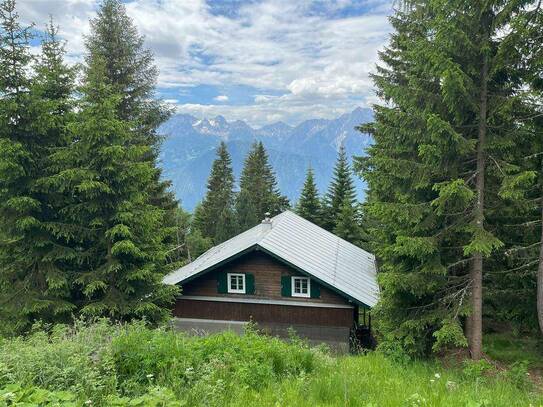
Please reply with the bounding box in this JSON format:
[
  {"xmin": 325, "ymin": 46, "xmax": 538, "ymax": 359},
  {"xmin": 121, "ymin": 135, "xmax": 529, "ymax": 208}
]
[
  {"xmin": 0, "ymin": 321, "xmax": 541, "ymax": 406},
  {"xmin": 237, "ymin": 353, "xmax": 543, "ymax": 406}
]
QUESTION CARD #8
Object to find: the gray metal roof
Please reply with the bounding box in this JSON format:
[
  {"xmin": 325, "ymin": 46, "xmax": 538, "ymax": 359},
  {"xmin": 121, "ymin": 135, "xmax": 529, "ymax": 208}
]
[{"xmin": 163, "ymin": 210, "xmax": 379, "ymax": 307}]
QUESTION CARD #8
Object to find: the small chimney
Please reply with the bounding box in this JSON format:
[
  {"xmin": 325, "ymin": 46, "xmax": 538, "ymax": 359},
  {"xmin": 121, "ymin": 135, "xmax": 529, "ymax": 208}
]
[{"xmin": 261, "ymin": 212, "xmax": 272, "ymax": 231}]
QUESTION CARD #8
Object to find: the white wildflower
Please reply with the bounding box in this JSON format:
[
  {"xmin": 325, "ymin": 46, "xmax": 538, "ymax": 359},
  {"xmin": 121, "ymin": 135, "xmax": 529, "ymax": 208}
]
[
  {"xmin": 146, "ymin": 373, "xmax": 154, "ymax": 379},
  {"xmin": 434, "ymin": 373, "xmax": 441, "ymax": 379}
]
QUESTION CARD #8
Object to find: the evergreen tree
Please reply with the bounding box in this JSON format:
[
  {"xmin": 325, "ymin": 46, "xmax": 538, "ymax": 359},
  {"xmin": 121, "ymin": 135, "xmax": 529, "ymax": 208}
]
[
  {"xmin": 86, "ymin": 0, "xmax": 178, "ymax": 258},
  {"xmin": 55, "ymin": 57, "xmax": 177, "ymax": 322},
  {"xmin": 494, "ymin": 5, "xmax": 543, "ymax": 335},
  {"xmin": 0, "ymin": 0, "xmax": 37, "ymax": 329},
  {"xmin": 0, "ymin": 2, "xmax": 77, "ymax": 329},
  {"xmin": 323, "ymin": 145, "xmax": 356, "ymax": 230},
  {"xmin": 356, "ymin": 0, "xmax": 532, "ymax": 358},
  {"xmin": 236, "ymin": 142, "xmax": 289, "ymax": 230},
  {"xmin": 195, "ymin": 142, "xmax": 237, "ymax": 244},
  {"xmin": 296, "ymin": 167, "xmax": 322, "ymax": 225},
  {"xmin": 334, "ymin": 198, "xmax": 361, "ymax": 245}
]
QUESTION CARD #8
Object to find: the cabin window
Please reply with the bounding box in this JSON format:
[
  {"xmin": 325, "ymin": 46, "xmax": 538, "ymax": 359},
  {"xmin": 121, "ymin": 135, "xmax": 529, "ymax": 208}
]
[
  {"xmin": 291, "ymin": 276, "xmax": 310, "ymax": 298},
  {"xmin": 227, "ymin": 273, "xmax": 246, "ymax": 294}
]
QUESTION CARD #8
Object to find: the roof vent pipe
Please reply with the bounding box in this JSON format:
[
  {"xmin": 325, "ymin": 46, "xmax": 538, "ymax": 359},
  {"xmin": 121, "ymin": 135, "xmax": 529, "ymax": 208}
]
[{"xmin": 261, "ymin": 212, "xmax": 272, "ymax": 231}]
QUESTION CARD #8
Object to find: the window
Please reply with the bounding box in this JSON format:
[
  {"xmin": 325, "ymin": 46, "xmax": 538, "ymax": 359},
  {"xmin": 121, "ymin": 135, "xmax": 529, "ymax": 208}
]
[
  {"xmin": 227, "ymin": 273, "xmax": 246, "ymax": 294},
  {"xmin": 291, "ymin": 276, "xmax": 310, "ymax": 298}
]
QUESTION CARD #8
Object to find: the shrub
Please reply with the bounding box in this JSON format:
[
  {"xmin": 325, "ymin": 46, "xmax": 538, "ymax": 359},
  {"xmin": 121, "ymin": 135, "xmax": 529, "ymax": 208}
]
[
  {"xmin": 501, "ymin": 361, "xmax": 532, "ymax": 390},
  {"xmin": 0, "ymin": 320, "xmax": 117, "ymax": 402},
  {"xmin": 109, "ymin": 322, "xmax": 320, "ymax": 404},
  {"xmin": 0, "ymin": 321, "xmax": 322, "ymax": 406}
]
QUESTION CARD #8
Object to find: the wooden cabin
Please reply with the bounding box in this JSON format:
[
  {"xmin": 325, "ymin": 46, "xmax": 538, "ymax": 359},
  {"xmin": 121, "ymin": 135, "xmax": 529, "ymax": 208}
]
[{"xmin": 163, "ymin": 210, "xmax": 379, "ymax": 351}]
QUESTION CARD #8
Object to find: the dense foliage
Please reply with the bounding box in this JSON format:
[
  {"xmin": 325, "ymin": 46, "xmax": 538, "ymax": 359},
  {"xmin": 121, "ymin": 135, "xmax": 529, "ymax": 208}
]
[
  {"xmin": 0, "ymin": 322, "xmax": 540, "ymax": 406},
  {"xmin": 357, "ymin": 0, "xmax": 543, "ymax": 357},
  {"xmin": 194, "ymin": 141, "xmax": 237, "ymax": 244},
  {"xmin": 0, "ymin": 0, "xmax": 178, "ymax": 331},
  {"xmin": 0, "ymin": 321, "xmax": 320, "ymax": 406},
  {"xmin": 296, "ymin": 167, "xmax": 323, "ymax": 226},
  {"xmin": 235, "ymin": 141, "xmax": 290, "ymax": 230}
]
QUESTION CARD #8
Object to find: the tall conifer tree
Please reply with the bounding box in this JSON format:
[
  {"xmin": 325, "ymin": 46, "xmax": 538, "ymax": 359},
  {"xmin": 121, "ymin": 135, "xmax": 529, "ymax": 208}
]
[
  {"xmin": 334, "ymin": 198, "xmax": 361, "ymax": 245},
  {"xmin": 55, "ymin": 56, "xmax": 177, "ymax": 322},
  {"xmin": 85, "ymin": 0, "xmax": 178, "ymax": 253},
  {"xmin": 0, "ymin": 2, "xmax": 78, "ymax": 329},
  {"xmin": 236, "ymin": 142, "xmax": 289, "ymax": 230},
  {"xmin": 357, "ymin": 0, "xmax": 532, "ymax": 358},
  {"xmin": 195, "ymin": 142, "xmax": 237, "ymax": 244},
  {"xmin": 323, "ymin": 145, "xmax": 356, "ymax": 231},
  {"xmin": 296, "ymin": 167, "xmax": 322, "ymax": 225},
  {"xmin": 0, "ymin": 0, "xmax": 38, "ymax": 329}
]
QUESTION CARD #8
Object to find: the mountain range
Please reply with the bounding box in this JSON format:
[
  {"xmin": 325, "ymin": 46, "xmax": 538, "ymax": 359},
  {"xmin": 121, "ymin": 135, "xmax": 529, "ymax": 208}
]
[{"xmin": 158, "ymin": 107, "xmax": 374, "ymax": 211}]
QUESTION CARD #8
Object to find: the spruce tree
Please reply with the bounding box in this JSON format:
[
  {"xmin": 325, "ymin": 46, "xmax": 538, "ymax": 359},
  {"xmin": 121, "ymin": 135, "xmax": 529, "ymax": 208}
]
[
  {"xmin": 0, "ymin": 0, "xmax": 37, "ymax": 329},
  {"xmin": 86, "ymin": 0, "xmax": 178, "ymax": 256},
  {"xmin": 334, "ymin": 198, "xmax": 361, "ymax": 245},
  {"xmin": 323, "ymin": 145, "xmax": 356, "ymax": 231},
  {"xmin": 236, "ymin": 141, "xmax": 289, "ymax": 230},
  {"xmin": 296, "ymin": 167, "xmax": 322, "ymax": 225},
  {"xmin": 0, "ymin": 2, "xmax": 77, "ymax": 329},
  {"xmin": 195, "ymin": 142, "xmax": 237, "ymax": 244},
  {"xmin": 495, "ymin": 5, "xmax": 543, "ymax": 335},
  {"xmin": 55, "ymin": 56, "xmax": 177, "ymax": 322},
  {"xmin": 357, "ymin": 0, "xmax": 532, "ymax": 357}
]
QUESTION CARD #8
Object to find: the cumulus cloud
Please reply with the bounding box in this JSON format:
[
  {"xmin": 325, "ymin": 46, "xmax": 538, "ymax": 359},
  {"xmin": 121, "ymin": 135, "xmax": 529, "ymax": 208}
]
[
  {"xmin": 17, "ymin": 0, "xmax": 392, "ymax": 125},
  {"xmin": 213, "ymin": 95, "xmax": 229, "ymax": 102}
]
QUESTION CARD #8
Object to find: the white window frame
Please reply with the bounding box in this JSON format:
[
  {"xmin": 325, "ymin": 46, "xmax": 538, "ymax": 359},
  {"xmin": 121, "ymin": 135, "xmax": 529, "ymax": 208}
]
[
  {"xmin": 291, "ymin": 276, "xmax": 310, "ymax": 298},
  {"xmin": 227, "ymin": 273, "xmax": 246, "ymax": 294}
]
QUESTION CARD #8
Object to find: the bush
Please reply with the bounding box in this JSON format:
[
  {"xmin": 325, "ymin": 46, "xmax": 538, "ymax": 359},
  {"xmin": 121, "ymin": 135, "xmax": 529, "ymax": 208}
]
[
  {"xmin": 0, "ymin": 320, "xmax": 117, "ymax": 402},
  {"xmin": 0, "ymin": 320, "xmax": 322, "ymax": 406},
  {"xmin": 109, "ymin": 322, "xmax": 319, "ymax": 405}
]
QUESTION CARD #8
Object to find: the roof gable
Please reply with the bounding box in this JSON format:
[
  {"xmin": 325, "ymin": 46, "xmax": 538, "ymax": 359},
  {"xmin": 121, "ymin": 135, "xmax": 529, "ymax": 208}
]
[{"xmin": 163, "ymin": 211, "xmax": 379, "ymax": 307}]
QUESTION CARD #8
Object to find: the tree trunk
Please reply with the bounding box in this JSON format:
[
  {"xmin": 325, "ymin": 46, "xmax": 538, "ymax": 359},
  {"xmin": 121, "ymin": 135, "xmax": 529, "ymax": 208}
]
[
  {"xmin": 538, "ymin": 168, "xmax": 543, "ymax": 336},
  {"xmin": 469, "ymin": 50, "xmax": 488, "ymax": 360}
]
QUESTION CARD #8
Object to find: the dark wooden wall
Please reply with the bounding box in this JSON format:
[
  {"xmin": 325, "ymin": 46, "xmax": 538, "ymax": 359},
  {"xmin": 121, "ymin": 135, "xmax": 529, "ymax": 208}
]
[
  {"xmin": 181, "ymin": 250, "xmax": 349, "ymax": 305},
  {"xmin": 173, "ymin": 299, "xmax": 354, "ymax": 328}
]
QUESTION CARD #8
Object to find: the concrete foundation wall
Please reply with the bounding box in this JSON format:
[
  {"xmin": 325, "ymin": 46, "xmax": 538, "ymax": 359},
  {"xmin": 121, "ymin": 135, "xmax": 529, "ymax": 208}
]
[{"xmin": 171, "ymin": 317, "xmax": 350, "ymax": 353}]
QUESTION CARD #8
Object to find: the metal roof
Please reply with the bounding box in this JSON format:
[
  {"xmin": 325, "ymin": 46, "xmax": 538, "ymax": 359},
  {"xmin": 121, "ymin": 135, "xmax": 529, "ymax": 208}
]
[{"xmin": 163, "ymin": 210, "xmax": 379, "ymax": 307}]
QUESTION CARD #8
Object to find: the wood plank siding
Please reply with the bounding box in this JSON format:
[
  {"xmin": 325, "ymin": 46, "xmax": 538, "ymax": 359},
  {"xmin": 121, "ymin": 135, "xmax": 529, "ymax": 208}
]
[
  {"xmin": 173, "ymin": 299, "xmax": 354, "ymax": 327},
  {"xmin": 173, "ymin": 250, "xmax": 356, "ymax": 329},
  {"xmin": 181, "ymin": 250, "xmax": 349, "ymax": 305}
]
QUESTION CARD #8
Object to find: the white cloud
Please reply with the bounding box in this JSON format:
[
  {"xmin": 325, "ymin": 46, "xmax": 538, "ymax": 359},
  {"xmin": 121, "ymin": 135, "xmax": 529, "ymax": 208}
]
[
  {"xmin": 16, "ymin": 0, "xmax": 392, "ymax": 125},
  {"xmin": 213, "ymin": 95, "xmax": 229, "ymax": 102}
]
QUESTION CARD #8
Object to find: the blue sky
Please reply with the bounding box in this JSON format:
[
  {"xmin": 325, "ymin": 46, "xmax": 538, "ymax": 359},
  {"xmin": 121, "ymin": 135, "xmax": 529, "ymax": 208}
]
[{"xmin": 20, "ymin": 0, "xmax": 392, "ymax": 126}]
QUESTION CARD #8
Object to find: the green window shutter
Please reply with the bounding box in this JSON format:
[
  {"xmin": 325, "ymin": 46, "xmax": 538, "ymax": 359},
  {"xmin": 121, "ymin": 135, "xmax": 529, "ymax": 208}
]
[
  {"xmin": 217, "ymin": 272, "xmax": 227, "ymax": 294},
  {"xmin": 281, "ymin": 275, "xmax": 291, "ymax": 297},
  {"xmin": 310, "ymin": 280, "xmax": 320, "ymax": 299},
  {"xmin": 245, "ymin": 273, "xmax": 255, "ymax": 295}
]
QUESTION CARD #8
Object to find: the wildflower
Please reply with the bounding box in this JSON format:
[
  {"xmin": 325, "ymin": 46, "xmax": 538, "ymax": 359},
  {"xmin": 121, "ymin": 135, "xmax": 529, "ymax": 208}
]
[
  {"xmin": 430, "ymin": 379, "xmax": 435, "ymax": 383},
  {"xmin": 85, "ymin": 400, "xmax": 92, "ymax": 405},
  {"xmin": 434, "ymin": 373, "xmax": 441, "ymax": 379},
  {"xmin": 146, "ymin": 374, "xmax": 154, "ymax": 379}
]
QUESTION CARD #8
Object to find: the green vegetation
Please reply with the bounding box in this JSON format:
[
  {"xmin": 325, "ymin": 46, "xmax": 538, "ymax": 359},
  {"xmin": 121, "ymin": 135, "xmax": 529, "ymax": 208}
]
[
  {"xmin": 0, "ymin": 322, "xmax": 541, "ymax": 406},
  {"xmin": 356, "ymin": 0, "xmax": 543, "ymax": 358},
  {"xmin": 193, "ymin": 141, "xmax": 237, "ymax": 245},
  {"xmin": 484, "ymin": 333, "xmax": 543, "ymax": 371},
  {"xmin": 235, "ymin": 141, "xmax": 290, "ymax": 231}
]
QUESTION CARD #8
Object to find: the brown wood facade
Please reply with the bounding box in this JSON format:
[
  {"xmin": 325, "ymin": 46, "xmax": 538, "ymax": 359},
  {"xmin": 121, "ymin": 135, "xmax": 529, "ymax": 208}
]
[
  {"xmin": 173, "ymin": 299, "xmax": 354, "ymax": 327},
  {"xmin": 173, "ymin": 250, "xmax": 356, "ymax": 329}
]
